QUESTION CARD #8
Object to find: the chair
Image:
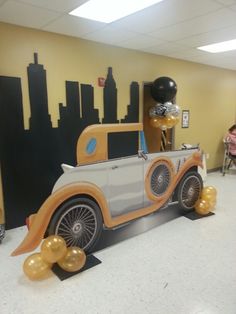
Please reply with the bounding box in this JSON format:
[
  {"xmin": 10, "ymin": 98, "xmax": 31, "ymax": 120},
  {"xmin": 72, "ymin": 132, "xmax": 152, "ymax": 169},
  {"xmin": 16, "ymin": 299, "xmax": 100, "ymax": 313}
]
[{"xmin": 222, "ymin": 140, "xmax": 236, "ymax": 175}]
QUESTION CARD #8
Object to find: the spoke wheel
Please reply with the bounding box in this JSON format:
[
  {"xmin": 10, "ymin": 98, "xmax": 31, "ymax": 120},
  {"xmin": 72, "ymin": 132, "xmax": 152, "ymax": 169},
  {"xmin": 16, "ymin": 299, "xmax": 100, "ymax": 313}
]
[
  {"xmin": 177, "ymin": 171, "xmax": 203, "ymax": 212},
  {"xmin": 48, "ymin": 197, "xmax": 103, "ymax": 253},
  {"xmin": 150, "ymin": 164, "xmax": 172, "ymax": 197}
]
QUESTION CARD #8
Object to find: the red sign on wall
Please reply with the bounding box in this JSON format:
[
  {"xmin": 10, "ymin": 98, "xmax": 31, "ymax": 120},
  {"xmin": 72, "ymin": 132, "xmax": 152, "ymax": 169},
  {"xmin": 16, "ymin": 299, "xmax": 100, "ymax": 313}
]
[{"xmin": 98, "ymin": 77, "xmax": 105, "ymax": 87}]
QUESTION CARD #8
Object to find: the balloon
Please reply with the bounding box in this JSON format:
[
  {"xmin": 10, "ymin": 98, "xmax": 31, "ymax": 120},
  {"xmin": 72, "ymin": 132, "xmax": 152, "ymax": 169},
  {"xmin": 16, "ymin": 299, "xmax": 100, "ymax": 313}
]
[
  {"xmin": 149, "ymin": 104, "xmax": 167, "ymax": 117},
  {"xmin": 201, "ymin": 193, "xmax": 216, "ymax": 210},
  {"xmin": 149, "ymin": 106, "xmax": 157, "ymax": 118},
  {"xmin": 165, "ymin": 103, "xmax": 180, "ymax": 117},
  {"xmin": 201, "ymin": 193, "xmax": 215, "ymax": 204},
  {"xmin": 163, "ymin": 115, "xmax": 176, "ymax": 128},
  {"xmin": 159, "ymin": 124, "xmax": 168, "ymax": 131},
  {"xmin": 195, "ymin": 199, "xmax": 211, "ymax": 215},
  {"xmin": 41, "ymin": 235, "xmax": 67, "ymax": 264},
  {"xmin": 23, "ymin": 253, "xmax": 52, "ymax": 281},
  {"xmin": 208, "ymin": 199, "xmax": 216, "ymax": 209},
  {"xmin": 58, "ymin": 247, "xmax": 86, "ymax": 272},
  {"xmin": 150, "ymin": 117, "xmax": 164, "ymax": 128},
  {"xmin": 151, "ymin": 77, "xmax": 177, "ymax": 103},
  {"xmin": 201, "ymin": 186, "xmax": 217, "ymax": 197}
]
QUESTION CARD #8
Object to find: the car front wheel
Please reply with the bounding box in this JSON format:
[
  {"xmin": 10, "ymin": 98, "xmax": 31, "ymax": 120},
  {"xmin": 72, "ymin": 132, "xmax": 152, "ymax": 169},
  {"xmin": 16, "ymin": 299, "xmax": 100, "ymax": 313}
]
[{"xmin": 48, "ymin": 197, "xmax": 103, "ymax": 253}]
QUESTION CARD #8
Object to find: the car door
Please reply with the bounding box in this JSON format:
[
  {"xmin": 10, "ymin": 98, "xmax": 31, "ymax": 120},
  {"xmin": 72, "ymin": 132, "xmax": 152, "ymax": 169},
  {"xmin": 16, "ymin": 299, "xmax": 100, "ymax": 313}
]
[{"xmin": 107, "ymin": 155, "xmax": 144, "ymax": 218}]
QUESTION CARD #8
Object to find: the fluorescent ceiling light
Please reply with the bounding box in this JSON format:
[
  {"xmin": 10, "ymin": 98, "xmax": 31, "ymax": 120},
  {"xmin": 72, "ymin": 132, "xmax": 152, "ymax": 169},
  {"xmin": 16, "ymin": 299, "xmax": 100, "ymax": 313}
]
[
  {"xmin": 198, "ymin": 39, "xmax": 236, "ymax": 53},
  {"xmin": 69, "ymin": 0, "xmax": 164, "ymax": 23}
]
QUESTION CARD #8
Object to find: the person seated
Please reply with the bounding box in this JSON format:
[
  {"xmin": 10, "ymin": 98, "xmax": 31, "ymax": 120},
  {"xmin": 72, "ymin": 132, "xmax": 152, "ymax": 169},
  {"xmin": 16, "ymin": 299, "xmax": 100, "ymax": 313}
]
[{"xmin": 225, "ymin": 124, "xmax": 236, "ymax": 159}]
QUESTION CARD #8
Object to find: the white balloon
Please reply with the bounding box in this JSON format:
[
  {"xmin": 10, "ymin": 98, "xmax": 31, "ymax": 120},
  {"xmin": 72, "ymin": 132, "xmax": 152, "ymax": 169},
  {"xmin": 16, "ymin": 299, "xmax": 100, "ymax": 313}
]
[
  {"xmin": 166, "ymin": 104, "xmax": 180, "ymax": 117},
  {"xmin": 149, "ymin": 103, "xmax": 167, "ymax": 117}
]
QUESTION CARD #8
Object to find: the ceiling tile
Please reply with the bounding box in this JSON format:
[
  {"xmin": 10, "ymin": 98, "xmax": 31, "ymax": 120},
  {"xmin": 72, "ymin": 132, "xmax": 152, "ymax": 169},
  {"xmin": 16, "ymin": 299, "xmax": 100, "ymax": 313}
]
[
  {"xmin": 117, "ymin": 34, "xmax": 165, "ymax": 50},
  {"xmin": 113, "ymin": 0, "xmax": 222, "ymax": 33},
  {"xmin": 43, "ymin": 15, "xmax": 105, "ymax": 37},
  {"xmin": 150, "ymin": 8, "xmax": 236, "ymax": 41},
  {"xmin": 0, "ymin": 0, "xmax": 60, "ymax": 28},
  {"xmin": 142, "ymin": 42, "xmax": 187, "ymax": 55},
  {"xmin": 16, "ymin": 0, "xmax": 87, "ymax": 13},
  {"xmin": 176, "ymin": 24, "xmax": 236, "ymax": 48},
  {"xmin": 80, "ymin": 25, "xmax": 140, "ymax": 45},
  {"xmin": 170, "ymin": 50, "xmax": 236, "ymax": 70},
  {"xmin": 0, "ymin": 0, "xmax": 236, "ymax": 70}
]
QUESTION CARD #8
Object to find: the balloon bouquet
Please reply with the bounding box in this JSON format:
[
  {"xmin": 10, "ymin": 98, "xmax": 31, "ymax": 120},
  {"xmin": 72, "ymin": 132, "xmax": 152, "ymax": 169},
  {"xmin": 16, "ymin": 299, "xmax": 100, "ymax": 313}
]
[
  {"xmin": 23, "ymin": 235, "xmax": 86, "ymax": 281},
  {"xmin": 149, "ymin": 76, "xmax": 180, "ymax": 130},
  {"xmin": 149, "ymin": 76, "xmax": 218, "ymax": 215},
  {"xmin": 195, "ymin": 186, "xmax": 217, "ymax": 216}
]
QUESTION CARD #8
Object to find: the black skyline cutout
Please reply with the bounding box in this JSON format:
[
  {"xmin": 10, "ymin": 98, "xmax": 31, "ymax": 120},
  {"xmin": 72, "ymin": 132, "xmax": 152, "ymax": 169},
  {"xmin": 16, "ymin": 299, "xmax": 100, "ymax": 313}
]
[{"xmin": 0, "ymin": 53, "xmax": 139, "ymax": 229}]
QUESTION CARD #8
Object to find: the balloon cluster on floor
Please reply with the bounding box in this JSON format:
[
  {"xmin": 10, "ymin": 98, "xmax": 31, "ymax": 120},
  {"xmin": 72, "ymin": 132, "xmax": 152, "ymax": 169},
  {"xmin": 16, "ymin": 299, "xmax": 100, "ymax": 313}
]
[
  {"xmin": 195, "ymin": 186, "xmax": 217, "ymax": 215},
  {"xmin": 149, "ymin": 76, "xmax": 180, "ymax": 130},
  {"xmin": 23, "ymin": 235, "xmax": 86, "ymax": 281}
]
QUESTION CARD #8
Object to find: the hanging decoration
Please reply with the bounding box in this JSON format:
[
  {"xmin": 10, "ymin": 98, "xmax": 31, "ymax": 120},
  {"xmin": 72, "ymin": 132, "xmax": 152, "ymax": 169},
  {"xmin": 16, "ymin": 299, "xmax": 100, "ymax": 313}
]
[{"xmin": 149, "ymin": 76, "xmax": 180, "ymax": 130}]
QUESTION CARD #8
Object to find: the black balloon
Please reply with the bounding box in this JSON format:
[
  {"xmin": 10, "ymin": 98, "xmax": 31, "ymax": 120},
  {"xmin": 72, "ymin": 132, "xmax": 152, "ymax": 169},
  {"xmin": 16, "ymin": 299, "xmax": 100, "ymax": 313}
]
[{"xmin": 151, "ymin": 77, "xmax": 177, "ymax": 103}]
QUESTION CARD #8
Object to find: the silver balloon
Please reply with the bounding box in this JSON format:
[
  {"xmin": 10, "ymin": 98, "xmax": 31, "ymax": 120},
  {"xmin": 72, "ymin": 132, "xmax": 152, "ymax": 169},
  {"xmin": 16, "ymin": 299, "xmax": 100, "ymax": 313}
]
[
  {"xmin": 164, "ymin": 101, "xmax": 173, "ymax": 110},
  {"xmin": 149, "ymin": 106, "xmax": 157, "ymax": 118},
  {"xmin": 149, "ymin": 103, "xmax": 167, "ymax": 117},
  {"xmin": 165, "ymin": 103, "xmax": 180, "ymax": 117}
]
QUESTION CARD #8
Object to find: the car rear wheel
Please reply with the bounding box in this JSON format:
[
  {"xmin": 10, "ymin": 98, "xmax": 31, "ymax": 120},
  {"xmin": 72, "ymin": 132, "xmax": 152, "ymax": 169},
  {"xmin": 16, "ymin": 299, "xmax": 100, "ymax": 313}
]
[
  {"xmin": 48, "ymin": 197, "xmax": 103, "ymax": 253},
  {"xmin": 177, "ymin": 171, "xmax": 203, "ymax": 212}
]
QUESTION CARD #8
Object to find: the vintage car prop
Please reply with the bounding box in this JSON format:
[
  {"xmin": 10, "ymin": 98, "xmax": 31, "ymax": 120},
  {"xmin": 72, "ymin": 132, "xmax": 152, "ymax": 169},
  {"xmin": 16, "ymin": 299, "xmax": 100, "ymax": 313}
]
[{"xmin": 12, "ymin": 123, "xmax": 203, "ymax": 256}]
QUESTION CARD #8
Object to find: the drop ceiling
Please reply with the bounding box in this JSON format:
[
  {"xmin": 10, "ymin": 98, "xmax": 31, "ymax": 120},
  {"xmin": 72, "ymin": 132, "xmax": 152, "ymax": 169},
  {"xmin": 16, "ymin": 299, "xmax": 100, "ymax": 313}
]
[{"xmin": 1, "ymin": 0, "xmax": 236, "ymax": 70}]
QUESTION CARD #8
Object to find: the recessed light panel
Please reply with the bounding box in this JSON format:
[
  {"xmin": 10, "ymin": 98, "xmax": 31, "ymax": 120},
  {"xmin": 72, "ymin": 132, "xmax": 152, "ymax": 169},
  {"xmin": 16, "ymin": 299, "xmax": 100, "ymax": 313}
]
[
  {"xmin": 69, "ymin": 0, "xmax": 164, "ymax": 23},
  {"xmin": 198, "ymin": 39, "xmax": 236, "ymax": 53}
]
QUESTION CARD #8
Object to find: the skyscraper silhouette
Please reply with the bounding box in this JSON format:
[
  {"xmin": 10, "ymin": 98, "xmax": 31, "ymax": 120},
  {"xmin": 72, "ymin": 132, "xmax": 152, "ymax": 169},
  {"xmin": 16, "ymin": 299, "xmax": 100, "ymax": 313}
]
[{"xmin": 102, "ymin": 67, "xmax": 119, "ymax": 123}]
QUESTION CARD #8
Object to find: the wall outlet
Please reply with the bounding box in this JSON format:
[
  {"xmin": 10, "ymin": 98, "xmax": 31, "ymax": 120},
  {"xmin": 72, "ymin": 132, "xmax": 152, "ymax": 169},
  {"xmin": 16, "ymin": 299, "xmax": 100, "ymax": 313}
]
[{"xmin": 206, "ymin": 153, "xmax": 210, "ymax": 159}]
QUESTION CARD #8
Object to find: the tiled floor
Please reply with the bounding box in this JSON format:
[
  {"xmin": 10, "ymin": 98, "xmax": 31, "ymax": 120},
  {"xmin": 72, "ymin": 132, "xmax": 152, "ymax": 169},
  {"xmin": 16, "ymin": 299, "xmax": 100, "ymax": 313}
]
[{"xmin": 1, "ymin": 171, "xmax": 236, "ymax": 314}]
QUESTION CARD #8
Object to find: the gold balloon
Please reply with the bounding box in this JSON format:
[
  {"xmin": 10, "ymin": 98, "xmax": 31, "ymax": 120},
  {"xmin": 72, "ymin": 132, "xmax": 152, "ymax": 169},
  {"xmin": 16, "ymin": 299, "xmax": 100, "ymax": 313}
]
[
  {"xmin": 41, "ymin": 235, "xmax": 67, "ymax": 263},
  {"xmin": 208, "ymin": 199, "xmax": 216, "ymax": 209},
  {"xmin": 201, "ymin": 186, "xmax": 217, "ymax": 197},
  {"xmin": 201, "ymin": 194, "xmax": 216, "ymax": 210},
  {"xmin": 58, "ymin": 247, "xmax": 86, "ymax": 272},
  {"xmin": 195, "ymin": 199, "xmax": 211, "ymax": 215},
  {"xmin": 23, "ymin": 253, "xmax": 52, "ymax": 281},
  {"xmin": 159, "ymin": 124, "xmax": 168, "ymax": 131},
  {"xmin": 201, "ymin": 193, "xmax": 216, "ymax": 205},
  {"xmin": 150, "ymin": 117, "xmax": 163, "ymax": 129},
  {"xmin": 163, "ymin": 115, "xmax": 176, "ymax": 128}
]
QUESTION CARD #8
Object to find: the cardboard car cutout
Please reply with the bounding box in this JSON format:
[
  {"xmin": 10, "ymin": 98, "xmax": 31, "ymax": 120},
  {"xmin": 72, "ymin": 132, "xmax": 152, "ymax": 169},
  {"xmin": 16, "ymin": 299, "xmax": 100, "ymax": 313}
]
[{"xmin": 12, "ymin": 123, "xmax": 203, "ymax": 256}]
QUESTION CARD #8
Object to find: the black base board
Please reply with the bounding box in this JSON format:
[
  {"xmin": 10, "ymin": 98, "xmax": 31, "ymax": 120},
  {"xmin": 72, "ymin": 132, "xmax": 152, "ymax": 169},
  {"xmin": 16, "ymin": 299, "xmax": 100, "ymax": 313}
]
[
  {"xmin": 52, "ymin": 254, "xmax": 102, "ymax": 281},
  {"xmin": 184, "ymin": 211, "xmax": 215, "ymax": 220}
]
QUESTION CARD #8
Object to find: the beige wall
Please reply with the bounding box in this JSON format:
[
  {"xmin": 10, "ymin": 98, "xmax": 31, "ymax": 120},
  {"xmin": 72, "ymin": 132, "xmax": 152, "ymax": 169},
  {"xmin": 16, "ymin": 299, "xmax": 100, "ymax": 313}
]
[{"xmin": 1, "ymin": 21, "xmax": 236, "ymax": 208}]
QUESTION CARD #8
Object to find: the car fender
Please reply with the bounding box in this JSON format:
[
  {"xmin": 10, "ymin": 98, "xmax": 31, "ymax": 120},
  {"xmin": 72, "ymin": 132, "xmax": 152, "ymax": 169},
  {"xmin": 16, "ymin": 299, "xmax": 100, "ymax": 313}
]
[
  {"xmin": 145, "ymin": 151, "xmax": 203, "ymax": 201},
  {"xmin": 11, "ymin": 181, "xmax": 110, "ymax": 256}
]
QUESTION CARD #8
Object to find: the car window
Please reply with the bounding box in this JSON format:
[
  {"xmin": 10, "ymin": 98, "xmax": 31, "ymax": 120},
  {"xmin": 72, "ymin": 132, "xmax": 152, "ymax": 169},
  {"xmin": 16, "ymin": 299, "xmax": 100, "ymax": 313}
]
[{"xmin": 108, "ymin": 131, "xmax": 139, "ymax": 159}]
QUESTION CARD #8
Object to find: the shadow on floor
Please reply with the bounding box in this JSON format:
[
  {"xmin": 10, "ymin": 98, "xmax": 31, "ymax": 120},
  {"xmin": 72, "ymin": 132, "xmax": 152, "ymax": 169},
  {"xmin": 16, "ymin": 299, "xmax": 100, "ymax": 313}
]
[{"xmin": 93, "ymin": 204, "xmax": 184, "ymax": 253}]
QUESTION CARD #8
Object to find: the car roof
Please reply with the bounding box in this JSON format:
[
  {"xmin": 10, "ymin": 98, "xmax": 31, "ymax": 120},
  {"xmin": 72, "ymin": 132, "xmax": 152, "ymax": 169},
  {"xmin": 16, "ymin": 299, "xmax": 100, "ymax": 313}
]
[{"xmin": 76, "ymin": 123, "xmax": 143, "ymax": 165}]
